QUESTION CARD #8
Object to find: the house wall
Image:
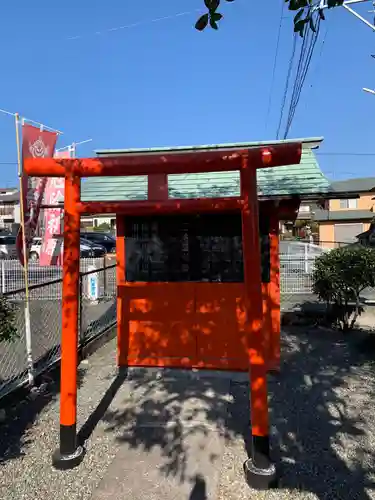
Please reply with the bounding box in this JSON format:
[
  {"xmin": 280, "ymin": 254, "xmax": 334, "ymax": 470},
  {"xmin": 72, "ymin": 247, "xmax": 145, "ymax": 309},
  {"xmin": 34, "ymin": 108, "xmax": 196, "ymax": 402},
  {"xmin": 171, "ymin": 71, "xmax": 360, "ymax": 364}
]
[
  {"xmin": 319, "ymin": 223, "xmax": 335, "ymax": 248},
  {"xmin": 93, "ymin": 215, "xmax": 115, "ymax": 227},
  {"xmin": 329, "ymin": 194, "xmax": 375, "ymax": 211},
  {"xmin": 319, "ymin": 221, "xmax": 371, "ymax": 249},
  {"xmin": 81, "ymin": 214, "xmax": 116, "ymax": 229},
  {"xmin": 0, "ymin": 202, "xmax": 20, "ymax": 229}
]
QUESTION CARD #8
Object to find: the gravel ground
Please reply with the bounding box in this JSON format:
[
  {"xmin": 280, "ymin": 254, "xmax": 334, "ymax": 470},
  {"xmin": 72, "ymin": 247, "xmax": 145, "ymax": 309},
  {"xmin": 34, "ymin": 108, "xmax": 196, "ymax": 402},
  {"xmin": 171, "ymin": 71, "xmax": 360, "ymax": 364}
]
[{"xmin": 1, "ymin": 327, "xmax": 375, "ymax": 500}]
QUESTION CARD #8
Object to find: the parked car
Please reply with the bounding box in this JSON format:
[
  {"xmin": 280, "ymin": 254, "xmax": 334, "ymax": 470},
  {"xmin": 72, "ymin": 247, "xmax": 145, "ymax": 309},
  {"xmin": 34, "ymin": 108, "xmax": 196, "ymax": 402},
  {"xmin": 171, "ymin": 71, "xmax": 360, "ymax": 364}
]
[
  {"xmin": 29, "ymin": 236, "xmax": 106, "ymax": 260},
  {"xmin": 30, "ymin": 237, "xmax": 42, "ymax": 261},
  {"xmin": 80, "ymin": 237, "xmax": 106, "ymax": 257},
  {"xmin": 0, "ymin": 234, "xmax": 17, "ymax": 259},
  {"xmin": 81, "ymin": 232, "xmax": 116, "ymax": 253}
]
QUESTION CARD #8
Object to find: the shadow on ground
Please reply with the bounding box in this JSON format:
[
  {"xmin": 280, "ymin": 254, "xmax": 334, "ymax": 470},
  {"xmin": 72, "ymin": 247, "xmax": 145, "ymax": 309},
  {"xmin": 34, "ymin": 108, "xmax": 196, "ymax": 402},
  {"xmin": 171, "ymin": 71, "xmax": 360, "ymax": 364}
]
[
  {"xmin": 189, "ymin": 474, "xmax": 208, "ymax": 500},
  {"xmin": 94, "ymin": 326, "xmax": 375, "ymax": 500},
  {"xmin": 2, "ymin": 322, "xmax": 375, "ymax": 499},
  {"xmin": 0, "ymin": 367, "xmax": 86, "ymax": 465}
]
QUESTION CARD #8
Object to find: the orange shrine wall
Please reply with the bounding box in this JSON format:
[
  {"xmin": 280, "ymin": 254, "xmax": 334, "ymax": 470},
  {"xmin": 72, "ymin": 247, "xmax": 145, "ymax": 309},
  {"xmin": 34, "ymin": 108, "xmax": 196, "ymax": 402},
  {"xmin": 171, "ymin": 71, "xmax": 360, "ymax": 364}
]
[
  {"xmin": 116, "ymin": 206, "xmax": 285, "ymax": 372},
  {"xmin": 117, "ymin": 282, "xmax": 248, "ymax": 370}
]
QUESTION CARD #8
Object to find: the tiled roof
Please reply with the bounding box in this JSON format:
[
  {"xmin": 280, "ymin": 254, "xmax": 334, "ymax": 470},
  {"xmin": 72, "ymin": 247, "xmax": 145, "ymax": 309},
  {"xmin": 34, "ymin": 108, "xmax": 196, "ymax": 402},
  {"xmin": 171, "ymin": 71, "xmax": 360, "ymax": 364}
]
[
  {"xmin": 82, "ymin": 140, "xmax": 330, "ymax": 201},
  {"xmin": 314, "ymin": 209, "xmax": 374, "ymax": 222},
  {"xmin": 331, "ymin": 177, "xmax": 375, "ymax": 193}
]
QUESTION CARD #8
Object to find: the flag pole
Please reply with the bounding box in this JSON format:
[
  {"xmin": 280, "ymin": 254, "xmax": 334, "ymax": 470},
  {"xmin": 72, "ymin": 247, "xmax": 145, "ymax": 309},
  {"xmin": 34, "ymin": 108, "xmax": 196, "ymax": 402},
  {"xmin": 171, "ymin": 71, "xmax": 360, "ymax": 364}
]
[
  {"xmin": 0, "ymin": 108, "xmax": 63, "ymax": 135},
  {"xmin": 15, "ymin": 113, "xmax": 34, "ymax": 387}
]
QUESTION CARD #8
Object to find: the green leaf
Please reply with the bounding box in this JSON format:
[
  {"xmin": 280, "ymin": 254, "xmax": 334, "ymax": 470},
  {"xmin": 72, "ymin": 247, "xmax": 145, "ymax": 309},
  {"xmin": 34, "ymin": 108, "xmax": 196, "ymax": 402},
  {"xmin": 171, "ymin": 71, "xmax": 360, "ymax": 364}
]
[
  {"xmin": 210, "ymin": 18, "xmax": 219, "ymax": 29},
  {"xmin": 294, "ymin": 8, "xmax": 304, "ymax": 24},
  {"xmin": 195, "ymin": 13, "xmax": 209, "ymax": 31},
  {"xmin": 205, "ymin": 0, "xmax": 220, "ymax": 10},
  {"xmin": 327, "ymin": 0, "xmax": 344, "ymax": 7},
  {"xmin": 309, "ymin": 15, "xmax": 316, "ymax": 32},
  {"xmin": 289, "ymin": 0, "xmax": 300, "ymax": 11},
  {"xmin": 289, "ymin": 0, "xmax": 308, "ymax": 10},
  {"xmin": 212, "ymin": 12, "xmax": 223, "ymax": 21},
  {"xmin": 0, "ymin": 296, "xmax": 17, "ymax": 343},
  {"xmin": 294, "ymin": 19, "xmax": 306, "ymax": 34}
]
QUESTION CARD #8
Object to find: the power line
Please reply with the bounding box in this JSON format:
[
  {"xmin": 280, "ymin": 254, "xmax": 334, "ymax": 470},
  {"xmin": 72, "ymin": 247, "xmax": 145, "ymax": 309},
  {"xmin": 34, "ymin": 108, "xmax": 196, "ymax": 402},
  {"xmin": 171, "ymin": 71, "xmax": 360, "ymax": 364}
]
[
  {"xmin": 284, "ymin": 27, "xmax": 312, "ymax": 136},
  {"xmin": 66, "ymin": 9, "xmax": 202, "ymax": 41},
  {"xmin": 276, "ymin": 34, "xmax": 297, "ymax": 139},
  {"xmin": 283, "ymin": 15, "xmax": 321, "ymax": 138},
  {"xmin": 316, "ymin": 152, "xmax": 375, "ymax": 156},
  {"xmin": 308, "ymin": 22, "xmax": 329, "ymax": 86},
  {"xmin": 265, "ymin": 0, "xmax": 285, "ymax": 134}
]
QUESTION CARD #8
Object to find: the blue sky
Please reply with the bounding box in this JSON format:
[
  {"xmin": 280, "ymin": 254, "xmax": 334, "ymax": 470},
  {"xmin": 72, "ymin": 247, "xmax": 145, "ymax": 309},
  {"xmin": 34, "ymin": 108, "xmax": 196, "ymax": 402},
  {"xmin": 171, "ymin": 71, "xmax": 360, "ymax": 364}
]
[{"xmin": 0, "ymin": 0, "xmax": 374, "ymax": 186}]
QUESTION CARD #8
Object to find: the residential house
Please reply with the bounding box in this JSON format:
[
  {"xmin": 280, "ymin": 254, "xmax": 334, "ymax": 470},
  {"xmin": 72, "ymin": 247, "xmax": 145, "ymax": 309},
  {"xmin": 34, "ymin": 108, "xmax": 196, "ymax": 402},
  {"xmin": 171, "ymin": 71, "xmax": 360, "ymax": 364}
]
[
  {"xmin": 0, "ymin": 187, "xmax": 20, "ymax": 233},
  {"xmin": 314, "ymin": 177, "xmax": 375, "ymax": 247}
]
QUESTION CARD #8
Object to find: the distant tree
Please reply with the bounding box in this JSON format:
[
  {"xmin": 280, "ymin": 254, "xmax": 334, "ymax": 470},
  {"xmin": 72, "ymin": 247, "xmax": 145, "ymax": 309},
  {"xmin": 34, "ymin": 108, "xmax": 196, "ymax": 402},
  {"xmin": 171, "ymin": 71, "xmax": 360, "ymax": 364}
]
[{"xmin": 196, "ymin": 0, "xmax": 344, "ymax": 36}]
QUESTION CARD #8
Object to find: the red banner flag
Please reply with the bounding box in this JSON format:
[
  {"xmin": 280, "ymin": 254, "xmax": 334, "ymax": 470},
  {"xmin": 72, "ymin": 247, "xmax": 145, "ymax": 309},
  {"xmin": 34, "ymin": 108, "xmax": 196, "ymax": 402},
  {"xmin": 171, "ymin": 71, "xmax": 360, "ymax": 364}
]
[
  {"xmin": 39, "ymin": 148, "xmax": 72, "ymax": 266},
  {"xmin": 16, "ymin": 124, "xmax": 58, "ymax": 266}
]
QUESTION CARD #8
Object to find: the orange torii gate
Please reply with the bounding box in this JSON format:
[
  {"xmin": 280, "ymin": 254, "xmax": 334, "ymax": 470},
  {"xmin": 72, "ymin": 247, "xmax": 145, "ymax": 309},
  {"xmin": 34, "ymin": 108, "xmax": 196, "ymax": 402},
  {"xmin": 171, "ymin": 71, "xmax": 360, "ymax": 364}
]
[{"xmin": 24, "ymin": 141, "xmax": 302, "ymax": 489}]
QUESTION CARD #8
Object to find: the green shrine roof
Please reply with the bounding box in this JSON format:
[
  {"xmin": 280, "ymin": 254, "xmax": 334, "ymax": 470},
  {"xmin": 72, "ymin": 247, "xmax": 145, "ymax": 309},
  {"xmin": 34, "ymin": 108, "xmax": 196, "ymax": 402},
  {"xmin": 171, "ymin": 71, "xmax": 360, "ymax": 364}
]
[{"xmin": 81, "ymin": 137, "xmax": 330, "ymax": 201}]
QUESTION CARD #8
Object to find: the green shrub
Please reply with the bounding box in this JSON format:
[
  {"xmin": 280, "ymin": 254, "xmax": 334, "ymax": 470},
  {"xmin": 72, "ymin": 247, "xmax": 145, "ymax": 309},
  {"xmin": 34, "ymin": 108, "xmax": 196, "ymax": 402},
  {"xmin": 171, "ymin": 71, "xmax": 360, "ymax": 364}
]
[
  {"xmin": 312, "ymin": 245, "xmax": 375, "ymax": 331},
  {"xmin": 0, "ymin": 295, "xmax": 17, "ymax": 342}
]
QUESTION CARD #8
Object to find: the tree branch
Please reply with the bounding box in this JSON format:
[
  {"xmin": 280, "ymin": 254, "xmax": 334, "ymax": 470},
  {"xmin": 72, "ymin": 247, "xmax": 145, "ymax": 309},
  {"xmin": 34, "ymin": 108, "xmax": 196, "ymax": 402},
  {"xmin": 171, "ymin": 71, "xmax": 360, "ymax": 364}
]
[{"xmin": 196, "ymin": 0, "xmax": 344, "ymax": 36}]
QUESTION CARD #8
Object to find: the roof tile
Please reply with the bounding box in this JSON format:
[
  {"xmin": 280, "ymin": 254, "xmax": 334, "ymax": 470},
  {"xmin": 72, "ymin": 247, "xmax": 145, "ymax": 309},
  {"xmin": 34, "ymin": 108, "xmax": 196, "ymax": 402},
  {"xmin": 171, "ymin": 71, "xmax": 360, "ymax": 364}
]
[{"xmin": 82, "ymin": 148, "xmax": 330, "ymax": 201}]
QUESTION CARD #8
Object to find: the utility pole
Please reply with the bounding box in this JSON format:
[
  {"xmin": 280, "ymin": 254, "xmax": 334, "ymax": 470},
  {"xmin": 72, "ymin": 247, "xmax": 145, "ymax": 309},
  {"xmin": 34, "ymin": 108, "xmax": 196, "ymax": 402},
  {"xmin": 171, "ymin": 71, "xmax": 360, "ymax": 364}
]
[{"xmin": 317, "ymin": 0, "xmax": 375, "ymax": 31}]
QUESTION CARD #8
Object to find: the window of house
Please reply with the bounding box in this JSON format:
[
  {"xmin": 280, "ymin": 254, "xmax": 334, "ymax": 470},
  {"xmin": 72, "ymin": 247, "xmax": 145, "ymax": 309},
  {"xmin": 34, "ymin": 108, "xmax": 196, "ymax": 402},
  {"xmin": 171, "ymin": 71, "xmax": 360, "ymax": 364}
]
[
  {"xmin": 339, "ymin": 198, "xmax": 358, "ymax": 209},
  {"xmin": 299, "ymin": 205, "xmax": 310, "ymax": 213}
]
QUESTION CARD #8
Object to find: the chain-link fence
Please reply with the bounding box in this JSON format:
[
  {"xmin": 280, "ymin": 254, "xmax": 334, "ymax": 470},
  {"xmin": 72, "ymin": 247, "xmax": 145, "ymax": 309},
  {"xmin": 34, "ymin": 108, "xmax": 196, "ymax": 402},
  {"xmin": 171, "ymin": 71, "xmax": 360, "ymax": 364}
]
[
  {"xmin": 80, "ymin": 262, "xmax": 117, "ymax": 344},
  {"xmin": 0, "ymin": 258, "xmax": 116, "ymax": 401},
  {"xmin": 2, "ymin": 239, "xmax": 371, "ymax": 401},
  {"xmin": 0, "ymin": 258, "xmax": 113, "ymax": 297}
]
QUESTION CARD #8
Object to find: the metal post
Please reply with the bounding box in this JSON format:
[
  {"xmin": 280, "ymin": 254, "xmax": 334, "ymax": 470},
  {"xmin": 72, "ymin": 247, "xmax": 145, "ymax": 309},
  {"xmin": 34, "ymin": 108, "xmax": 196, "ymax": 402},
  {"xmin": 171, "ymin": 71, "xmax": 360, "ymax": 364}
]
[
  {"xmin": 317, "ymin": 0, "xmax": 375, "ymax": 31},
  {"xmin": 15, "ymin": 113, "xmax": 34, "ymax": 388},
  {"xmin": 79, "ymin": 276, "xmax": 83, "ymax": 344},
  {"xmin": 1, "ymin": 260, "xmax": 5, "ymax": 294},
  {"xmin": 103, "ymin": 255, "xmax": 107, "ymax": 298}
]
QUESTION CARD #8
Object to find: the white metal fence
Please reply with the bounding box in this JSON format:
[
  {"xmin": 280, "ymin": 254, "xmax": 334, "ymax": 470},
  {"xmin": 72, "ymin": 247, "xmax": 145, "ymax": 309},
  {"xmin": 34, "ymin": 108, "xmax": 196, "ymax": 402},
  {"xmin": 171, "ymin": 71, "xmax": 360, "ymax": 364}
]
[
  {"xmin": 0, "ymin": 258, "xmax": 116, "ymax": 298},
  {"xmin": 279, "ymin": 240, "xmax": 327, "ymax": 296}
]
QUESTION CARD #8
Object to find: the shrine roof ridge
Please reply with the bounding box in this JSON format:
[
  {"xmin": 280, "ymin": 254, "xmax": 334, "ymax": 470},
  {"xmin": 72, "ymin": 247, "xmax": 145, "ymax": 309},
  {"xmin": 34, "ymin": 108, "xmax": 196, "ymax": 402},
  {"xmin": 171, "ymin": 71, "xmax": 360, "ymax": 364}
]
[{"xmin": 94, "ymin": 137, "xmax": 323, "ymax": 157}]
